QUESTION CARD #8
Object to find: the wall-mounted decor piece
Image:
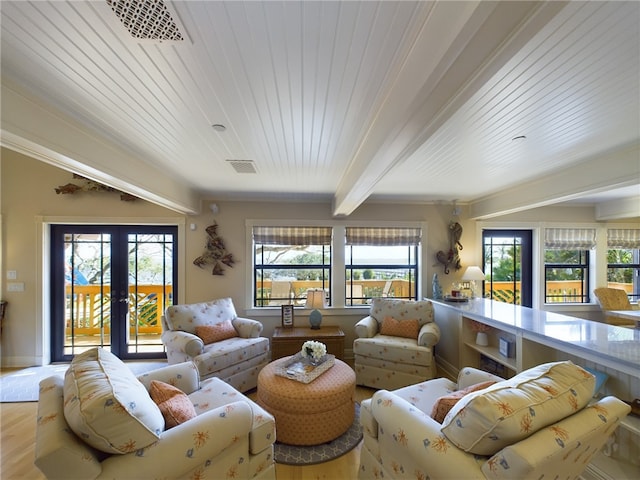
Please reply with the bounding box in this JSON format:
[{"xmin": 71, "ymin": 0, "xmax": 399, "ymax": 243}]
[
  {"xmin": 55, "ymin": 174, "xmax": 137, "ymax": 201},
  {"xmin": 434, "ymin": 221, "xmax": 463, "ymax": 274},
  {"xmin": 193, "ymin": 222, "xmax": 235, "ymax": 275}
]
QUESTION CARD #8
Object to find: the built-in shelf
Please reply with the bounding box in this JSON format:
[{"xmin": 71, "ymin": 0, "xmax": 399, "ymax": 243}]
[
  {"xmin": 586, "ymin": 453, "xmax": 639, "ymax": 480},
  {"xmin": 462, "ymin": 341, "xmax": 517, "ymax": 372},
  {"xmin": 620, "ymin": 413, "xmax": 640, "ymax": 436},
  {"xmin": 431, "ymin": 298, "xmax": 640, "ymax": 480}
]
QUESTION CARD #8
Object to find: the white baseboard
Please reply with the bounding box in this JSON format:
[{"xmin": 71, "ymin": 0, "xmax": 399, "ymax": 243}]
[{"xmin": 435, "ymin": 355, "xmax": 458, "ymax": 381}]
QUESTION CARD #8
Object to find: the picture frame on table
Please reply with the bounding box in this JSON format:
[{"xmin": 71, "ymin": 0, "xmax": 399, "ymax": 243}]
[{"xmin": 281, "ymin": 304, "xmax": 294, "ymax": 328}]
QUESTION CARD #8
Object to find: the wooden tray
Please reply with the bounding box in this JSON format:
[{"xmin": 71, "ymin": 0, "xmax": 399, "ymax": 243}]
[{"xmin": 275, "ymin": 353, "xmax": 335, "ymax": 383}]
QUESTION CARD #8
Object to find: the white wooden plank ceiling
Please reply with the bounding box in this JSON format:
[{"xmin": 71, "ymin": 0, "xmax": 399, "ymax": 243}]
[{"xmin": 0, "ymin": 0, "xmax": 638, "ymax": 218}]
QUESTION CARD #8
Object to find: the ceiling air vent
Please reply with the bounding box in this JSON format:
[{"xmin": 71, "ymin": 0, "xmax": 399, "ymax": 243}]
[
  {"xmin": 226, "ymin": 160, "xmax": 258, "ymax": 174},
  {"xmin": 106, "ymin": 0, "xmax": 185, "ymax": 42}
]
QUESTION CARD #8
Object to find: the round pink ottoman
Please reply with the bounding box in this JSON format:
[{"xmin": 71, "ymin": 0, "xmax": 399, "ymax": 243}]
[{"xmin": 257, "ymin": 356, "xmax": 355, "ymax": 445}]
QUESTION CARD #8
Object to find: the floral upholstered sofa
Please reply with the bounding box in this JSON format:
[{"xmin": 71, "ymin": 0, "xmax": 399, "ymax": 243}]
[
  {"xmin": 358, "ymin": 361, "xmax": 630, "ymax": 479},
  {"xmin": 161, "ymin": 297, "xmax": 270, "ymax": 391},
  {"xmin": 35, "ymin": 348, "xmax": 276, "ymax": 480}
]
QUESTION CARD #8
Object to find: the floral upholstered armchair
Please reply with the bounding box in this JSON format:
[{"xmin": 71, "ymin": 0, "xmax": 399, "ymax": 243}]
[
  {"xmin": 358, "ymin": 361, "xmax": 630, "ymax": 479},
  {"xmin": 353, "ymin": 298, "xmax": 440, "ymax": 389},
  {"xmin": 161, "ymin": 297, "xmax": 270, "ymax": 391},
  {"xmin": 35, "ymin": 348, "xmax": 276, "ymax": 480}
]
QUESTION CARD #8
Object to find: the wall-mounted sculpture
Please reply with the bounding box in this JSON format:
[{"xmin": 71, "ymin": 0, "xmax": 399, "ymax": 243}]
[
  {"xmin": 193, "ymin": 222, "xmax": 235, "ymax": 275},
  {"xmin": 434, "ymin": 221, "xmax": 463, "ymax": 274},
  {"xmin": 55, "ymin": 174, "xmax": 137, "ymax": 201}
]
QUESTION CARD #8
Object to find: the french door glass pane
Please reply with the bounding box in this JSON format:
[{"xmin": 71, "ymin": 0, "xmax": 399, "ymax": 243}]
[
  {"xmin": 126, "ymin": 233, "xmax": 173, "ymax": 354},
  {"xmin": 63, "ymin": 233, "xmax": 112, "ymax": 355}
]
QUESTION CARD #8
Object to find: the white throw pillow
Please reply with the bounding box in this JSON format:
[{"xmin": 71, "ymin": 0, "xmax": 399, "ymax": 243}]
[
  {"xmin": 441, "ymin": 361, "xmax": 595, "ymax": 455},
  {"xmin": 63, "ymin": 348, "xmax": 165, "ymax": 454}
]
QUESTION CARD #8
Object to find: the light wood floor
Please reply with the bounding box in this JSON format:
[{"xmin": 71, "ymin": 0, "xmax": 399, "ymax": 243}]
[{"xmin": 0, "ymin": 368, "xmax": 375, "ymax": 480}]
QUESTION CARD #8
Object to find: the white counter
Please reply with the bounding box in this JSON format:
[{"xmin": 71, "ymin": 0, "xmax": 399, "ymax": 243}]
[{"xmin": 431, "ymin": 298, "xmax": 640, "ymax": 378}]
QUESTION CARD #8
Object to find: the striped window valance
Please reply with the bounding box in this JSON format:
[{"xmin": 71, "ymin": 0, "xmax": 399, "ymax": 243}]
[
  {"xmin": 607, "ymin": 229, "xmax": 640, "ymax": 249},
  {"xmin": 544, "ymin": 228, "xmax": 596, "ymax": 250},
  {"xmin": 346, "ymin": 227, "xmax": 422, "ymax": 246},
  {"xmin": 252, "ymin": 226, "xmax": 332, "ymax": 245}
]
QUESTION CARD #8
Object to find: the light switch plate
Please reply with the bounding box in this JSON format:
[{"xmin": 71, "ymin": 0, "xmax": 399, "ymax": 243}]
[
  {"xmin": 7, "ymin": 270, "xmax": 17, "ymax": 280},
  {"xmin": 7, "ymin": 282, "xmax": 25, "ymax": 292}
]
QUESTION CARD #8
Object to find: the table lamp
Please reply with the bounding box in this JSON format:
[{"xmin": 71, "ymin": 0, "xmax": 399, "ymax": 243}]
[
  {"xmin": 305, "ymin": 289, "xmax": 327, "ymax": 329},
  {"xmin": 462, "ymin": 266, "xmax": 486, "ymax": 298}
]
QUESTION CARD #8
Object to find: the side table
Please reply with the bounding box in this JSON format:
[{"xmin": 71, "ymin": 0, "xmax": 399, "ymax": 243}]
[{"xmin": 271, "ymin": 326, "xmax": 345, "ymax": 360}]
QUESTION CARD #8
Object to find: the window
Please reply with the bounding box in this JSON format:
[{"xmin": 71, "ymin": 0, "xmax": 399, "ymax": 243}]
[
  {"xmin": 544, "ymin": 228, "xmax": 595, "ymax": 303},
  {"xmin": 345, "ymin": 227, "xmax": 420, "ymax": 305},
  {"xmin": 607, "ymin": 228, "xmax": 640, "ymax": 303},
  {"xmin": 253, "ymin": 226, "xmax": 332, "ymax": 307}
]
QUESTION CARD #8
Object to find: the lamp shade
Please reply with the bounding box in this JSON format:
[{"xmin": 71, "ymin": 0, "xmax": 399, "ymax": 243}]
[
  {"xmin": 462, "ymin": 266, "xmax": 485, "ymax": 281},
  {"xmin": 305, "ymin": 289, "xmax": 327, "ymax": 309}
]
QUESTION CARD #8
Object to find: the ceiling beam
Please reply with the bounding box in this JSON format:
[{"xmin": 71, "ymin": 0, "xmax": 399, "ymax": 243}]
[
  {"xmin": 331, "ymin": 1, "xmax": 567, "ymax": 217},
  {"xmin": 0, "ymin": 81, "xmax": 200, "ymax": 215},
  {"xmin": 596, "ymin": 196, "xmax": 640, "ymax": 221},
  {"xmin": 468, "ymin": 144, "xmax": 640, "ymax": 220}
]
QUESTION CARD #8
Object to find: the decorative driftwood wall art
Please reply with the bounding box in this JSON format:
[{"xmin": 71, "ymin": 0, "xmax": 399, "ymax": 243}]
[
  {"xmin": 434, "ymin": 221, "xmax": 463, "ymax": 274},
  {"xmin": 55, "ymin": 174, "xmax": 137, "ymax": 201},
  {"xmin": 193, "ymin": 222, "xmax": 235, "ymax": 275}
]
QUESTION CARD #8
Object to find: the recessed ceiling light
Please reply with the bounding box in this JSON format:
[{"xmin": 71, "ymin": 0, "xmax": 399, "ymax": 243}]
[
  {"xmin": 512, "ymin": 135, "xmax": 527, "ymax": 142},
  {"xmin": 212, "ymin": 124, "xmax": 226, "ymax": 132}
]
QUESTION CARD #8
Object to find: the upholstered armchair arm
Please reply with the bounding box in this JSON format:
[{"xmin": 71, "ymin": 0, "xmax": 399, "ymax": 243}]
[
  {"xmin": 355, "ymin": 315, "xmax": 378, "ymax": 338},
  {"xmin": 232, "ymin": 316, "xmax": 263, "ymax": 338},
  {"xmin": 35, "ymin": 376, "xmax": 103, "ymax": 480},
  {"xmin": 457, "ymin": 366, "xmax": 504, "ymax": 390},
  {"xmin": 137, "ymin": 362, "xmax": 200, "ymax": 395},
  {"xmin": 370, "ymin": 390, "xmax": 484, "ymax": 479},
  {"xmin": 161, "ymin": 330, "xmax": 204, "ymax": 358},
  {"xmin": 99, "ymin": 401, "xmax": 254, "ymax": 479},
  {"xmin": 418, "ymin": 321, "xmax": 440, "ymax": 347}
]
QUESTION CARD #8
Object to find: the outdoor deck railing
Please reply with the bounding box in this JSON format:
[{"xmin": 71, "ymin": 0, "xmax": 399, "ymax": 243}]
[
  {"xmin": 67, "ymin": 281, "xmax": 634, "ymax": 336},
  {"xmin": 65, "ymin": 285, "xmax": 172, "ymax": 336}
]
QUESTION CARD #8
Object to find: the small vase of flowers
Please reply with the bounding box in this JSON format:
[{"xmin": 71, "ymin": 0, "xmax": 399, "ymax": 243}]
[
  {"xmin": 301, "ymin": 340, "xmax": 327, "ymax": 366},
  {"xmin": 469, "ymin": 320, "xmax": 491, "ymax": 346}
]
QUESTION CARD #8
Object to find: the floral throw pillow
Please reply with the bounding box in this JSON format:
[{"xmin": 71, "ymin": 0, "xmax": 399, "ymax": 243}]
[
  {"xmin": 430, "ymin": 380, "xmax": 496, "ymax": 423},
  {"xmin": 195, "ymin": 320, "xmax": 238, "ymax": 344},
  {"xmin": 149, "ymin": 380, "xmax": 197, "ymax": 429},
  {"xmin": 380, "ymin": 316, "xmax": 420, "ymax": 339}
]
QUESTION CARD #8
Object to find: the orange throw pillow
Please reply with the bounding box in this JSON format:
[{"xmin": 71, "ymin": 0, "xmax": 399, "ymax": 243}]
[
  {"xmin": 430, "ymin": 380, "xmax": 496, "ymax": 423},
  {"xmin": 195, "ymin": 320, "xmax": 238, "ymax": 344},
  {"xmin": 380, "ymin": 316, "xmax": 420, "ymax": 339},
  {"xmin": 149, "ymin": 380, "xmax": 197, "ymax": 429}
]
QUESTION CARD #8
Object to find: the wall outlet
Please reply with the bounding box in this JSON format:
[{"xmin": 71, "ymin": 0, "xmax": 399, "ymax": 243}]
[
  {"xmin": 7, "ymin": 282, "xmax": 25, "ymax": 292},
  {"xmin": 7, "ymin": 270, "xmax": 17, "ymax": 280}
]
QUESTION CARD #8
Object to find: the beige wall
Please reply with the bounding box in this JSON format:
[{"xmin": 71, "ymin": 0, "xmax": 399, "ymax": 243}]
[{"xmin": 0, "ymin": 147, "xmax": 629, "ymax": 367}]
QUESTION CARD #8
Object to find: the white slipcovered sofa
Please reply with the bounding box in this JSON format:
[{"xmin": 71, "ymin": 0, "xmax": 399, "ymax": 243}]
[
  {"xmin": 161, "ymin": 297, "xmax": 270, "ymax": 391},
  {"xmin": 359, "ymin": 361, "xmax": 630, "ymax": 479},
  {"xmin": 35, "ymin": 348, "xmax": 276, "ymax": 480},
  {"xmin": 354, "ymin": 298, "xmax": 440, "ymax": 389}
]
